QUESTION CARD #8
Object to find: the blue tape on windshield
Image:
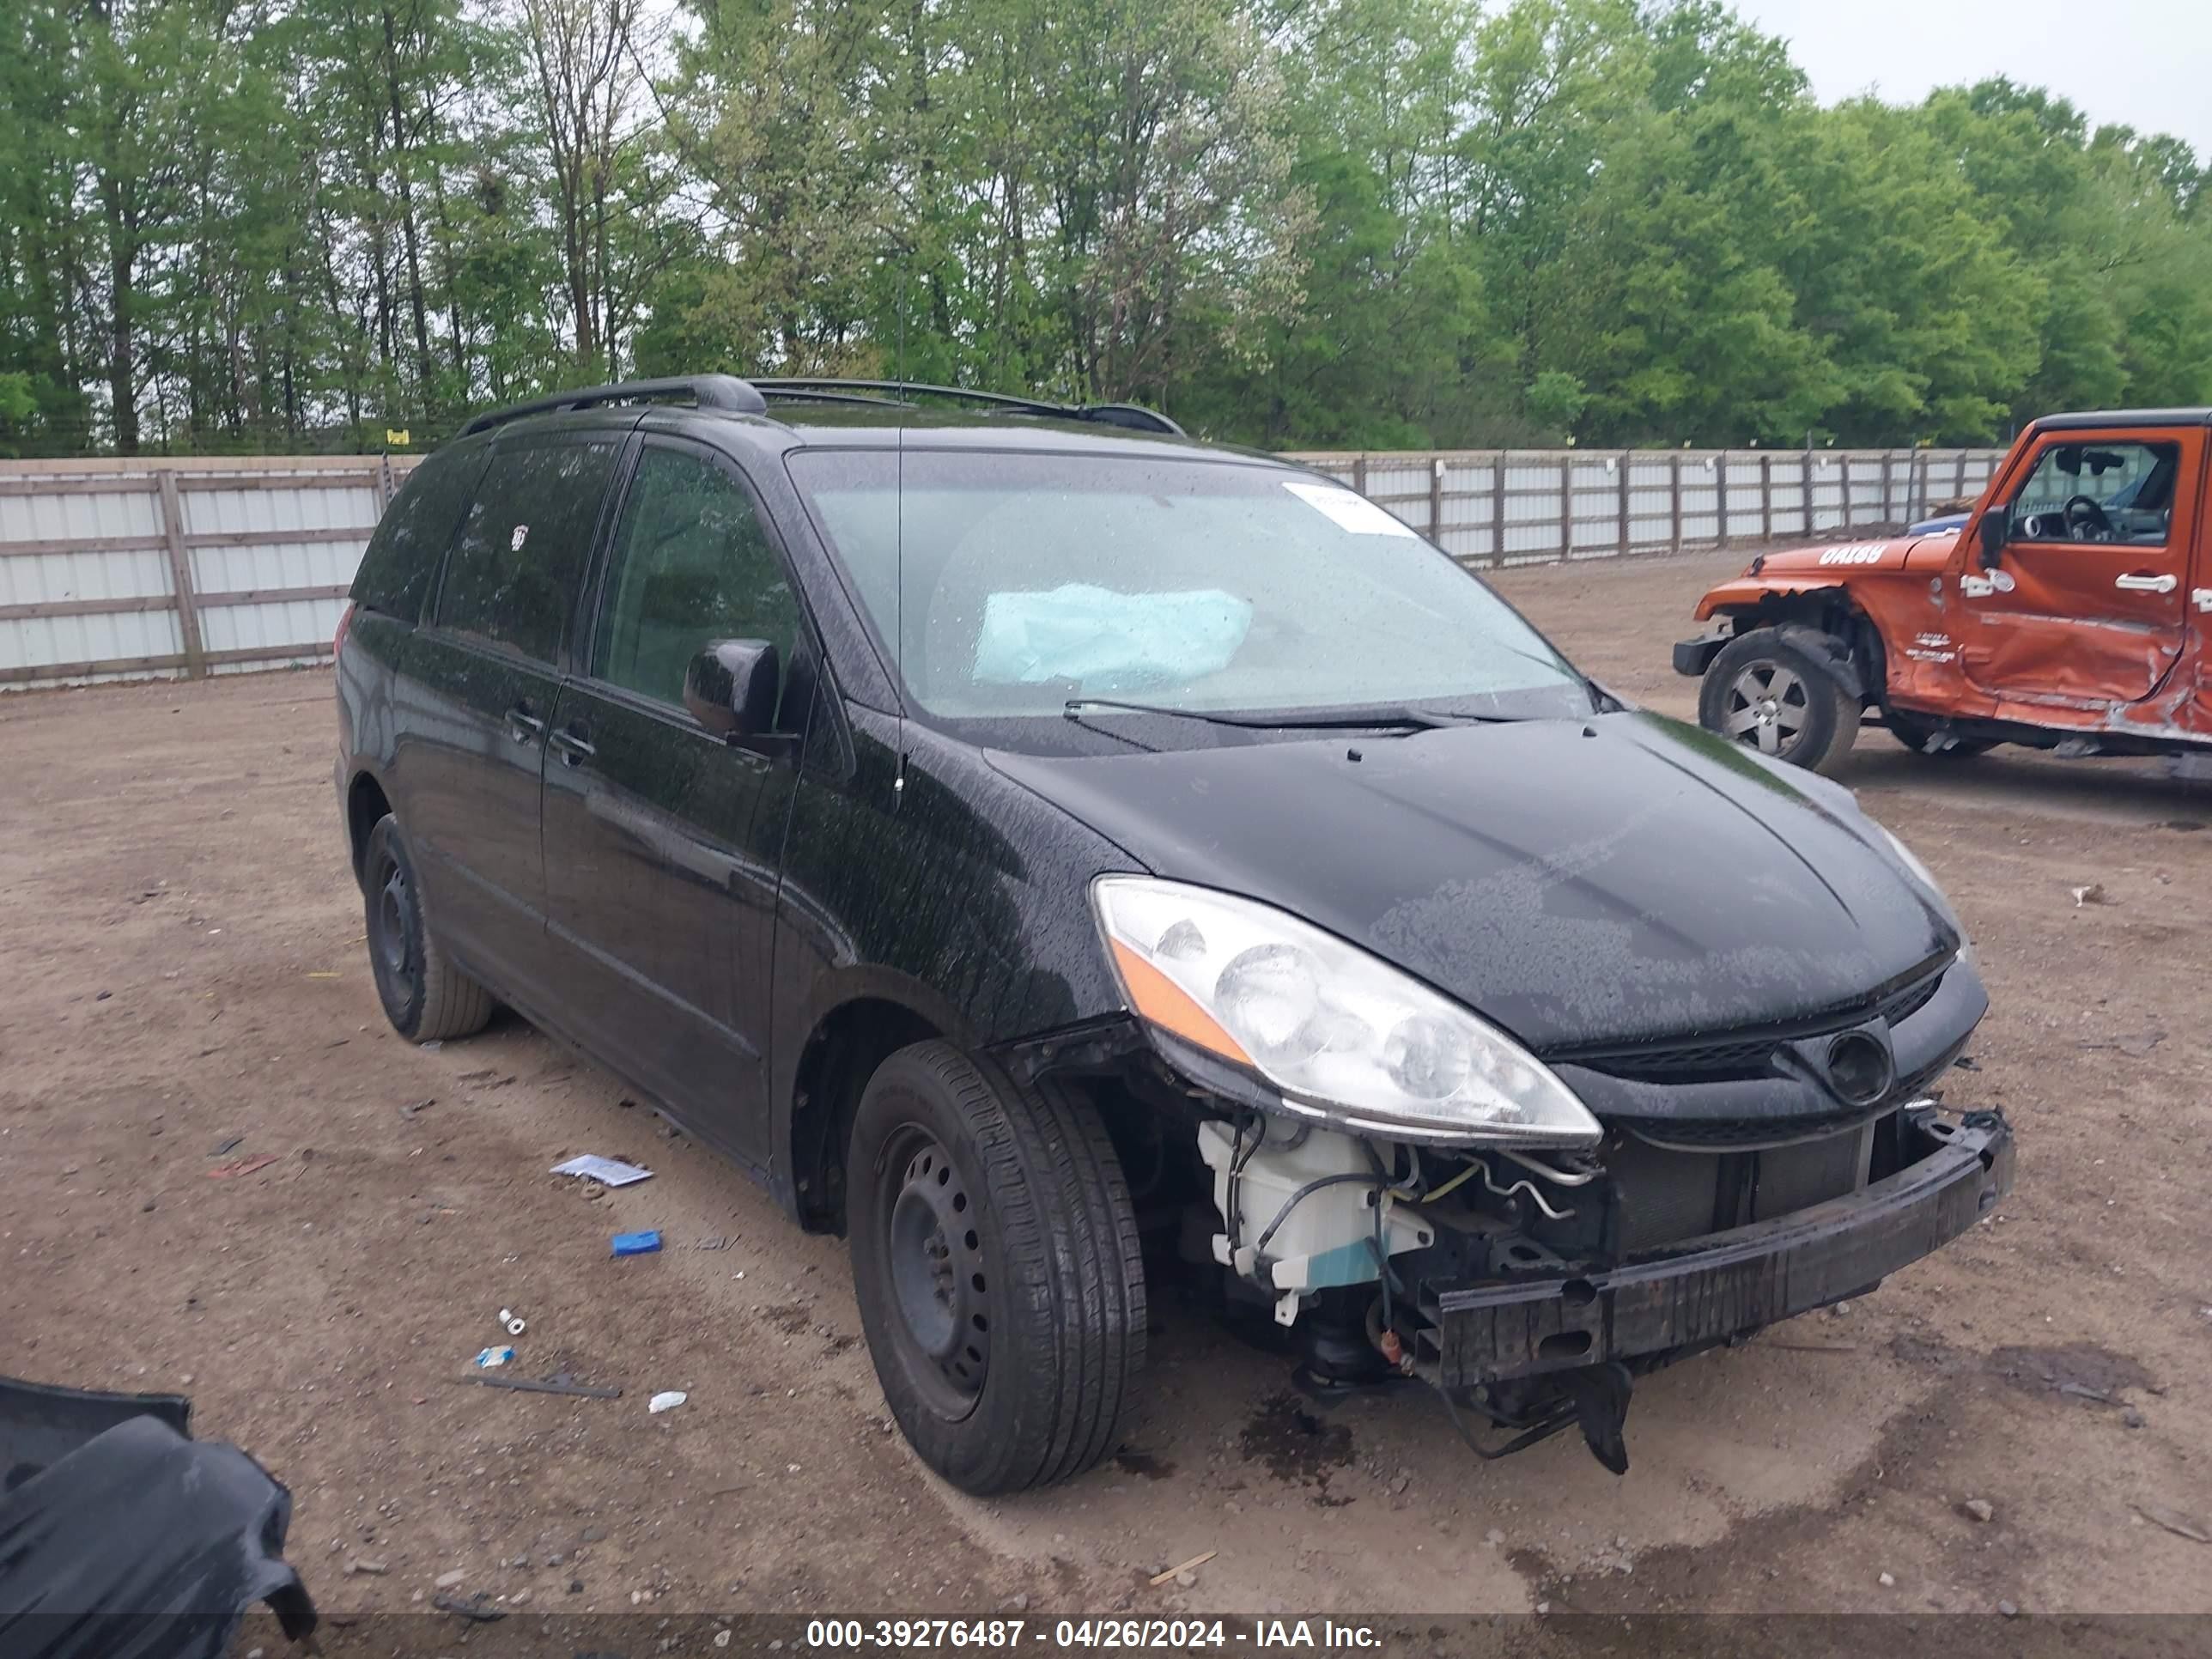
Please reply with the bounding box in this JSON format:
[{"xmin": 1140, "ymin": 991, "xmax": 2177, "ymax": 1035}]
[{"xmin": 973, "ymin": 584, "xmax": 1253, "ymax": 690}]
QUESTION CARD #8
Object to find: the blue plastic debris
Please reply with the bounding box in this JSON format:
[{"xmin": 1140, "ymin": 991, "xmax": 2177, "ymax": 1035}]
[
  {"xmin": 611, "ymin": 1230, "xmax": 663, "ymax": 1257},
  {"xmin": 472, "ymin": 1346, "xmax": 515, "ymax": 1369}
]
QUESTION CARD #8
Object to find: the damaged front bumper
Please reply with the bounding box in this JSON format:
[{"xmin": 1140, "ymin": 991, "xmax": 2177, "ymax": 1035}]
[
  {"xmin": 1420, "ymin": 1106, "xmax": 2013, "ymax": 1390},
  {"xmin": 1672, "ymin": 631, "xmax": 1728, "ymax": 677}
]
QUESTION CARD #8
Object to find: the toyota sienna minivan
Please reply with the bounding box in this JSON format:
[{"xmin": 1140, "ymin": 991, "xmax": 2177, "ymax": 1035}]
[{"xmin": 335, "ymin": 374, "xmax": 2014, "ymax": 1491}]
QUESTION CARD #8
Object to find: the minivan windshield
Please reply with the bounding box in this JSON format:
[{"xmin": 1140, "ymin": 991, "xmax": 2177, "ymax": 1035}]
[{"xmin": 787, "ymin": 448, "xmax": 1593, "ymax": 744}]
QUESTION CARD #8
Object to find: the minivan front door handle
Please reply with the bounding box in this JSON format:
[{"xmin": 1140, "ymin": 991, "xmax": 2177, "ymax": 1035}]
[
  {"xmin": 507, "ymin": 705, "xmax": 546, "ymax": 744},
  {"xmin": 550, "ymin": 725, "xmax": 596, "ymax": 766},
  {"xmin": 2114, "ymin": 572, "xmax": 2177, "ymax": 593}
]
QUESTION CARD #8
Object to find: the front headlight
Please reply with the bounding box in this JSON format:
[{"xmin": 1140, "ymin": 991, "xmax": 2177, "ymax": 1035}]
[{"xmin": 1092, "ymin": 876, "xmax": 1601, "ymax": 1146}]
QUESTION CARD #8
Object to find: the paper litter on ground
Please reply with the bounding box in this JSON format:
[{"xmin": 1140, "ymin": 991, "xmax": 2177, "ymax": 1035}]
[{"xmin": 550, "ymin": 1154, "xmax": 653, "ymax": 1187}]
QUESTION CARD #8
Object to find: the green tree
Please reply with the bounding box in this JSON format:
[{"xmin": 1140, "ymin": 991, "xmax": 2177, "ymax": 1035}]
[{"xmin": 1, "ymin": 0, "xmax": 2207, "ymax": 455}]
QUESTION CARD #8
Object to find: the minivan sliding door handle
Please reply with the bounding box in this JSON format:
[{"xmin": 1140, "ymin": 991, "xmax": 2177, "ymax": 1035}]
[{"xmin": 550, "ymin": 726, "xmax": 596, "ymax": 765}]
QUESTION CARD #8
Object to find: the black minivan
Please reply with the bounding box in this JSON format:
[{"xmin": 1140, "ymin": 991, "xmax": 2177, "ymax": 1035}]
[{"xmin": 336, "ymin": 374, "xmax": 2013, "ymax": 1490}]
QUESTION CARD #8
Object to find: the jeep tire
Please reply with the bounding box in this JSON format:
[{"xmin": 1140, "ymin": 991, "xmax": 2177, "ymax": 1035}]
[{"xmin": 1700, "ymin": 628, "xmax": 1863, "ymax": 774}]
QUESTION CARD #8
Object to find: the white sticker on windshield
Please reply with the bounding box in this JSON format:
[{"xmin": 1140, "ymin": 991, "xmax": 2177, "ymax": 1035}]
[{"xmin": 1282, "ymin": 480, "xmax": 1418, "ymax": 538}]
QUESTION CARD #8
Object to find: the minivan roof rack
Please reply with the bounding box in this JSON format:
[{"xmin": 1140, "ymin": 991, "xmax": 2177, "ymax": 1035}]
[
  {"xmin": 748, "ymin": 378, "xmax": 1184, "ymax": 436},
  {"xmin": 460, "ymin": 374, "xmax": 767, "ymax": 436}
]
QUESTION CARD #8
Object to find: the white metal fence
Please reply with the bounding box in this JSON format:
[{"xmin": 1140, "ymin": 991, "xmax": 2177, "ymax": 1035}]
[
  {"xmin": 1293, "ymin": 447, "xmax": 2005, "ymax": 565},
  {"xmin": 0, "ymin": 445, "xmax": 2003, "ymax": 692},
  {"xmin": 0, "ymin": 455, "xmax": 413, "ymax": 691}
]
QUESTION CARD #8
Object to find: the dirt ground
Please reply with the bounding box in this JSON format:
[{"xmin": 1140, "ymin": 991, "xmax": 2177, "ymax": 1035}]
[{"xmin": 3, "ymin": 544, "xmax": 2209, "ymax": 1634}]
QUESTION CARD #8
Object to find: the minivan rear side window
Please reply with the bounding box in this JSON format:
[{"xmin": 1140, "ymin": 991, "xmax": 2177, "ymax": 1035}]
[
  {"xmin": 350, "ymin": 443, "xmax": 486, "ymax": 621},
  {"xmin": 436, "ymin": 438, "xmax": 620, "ymax": 662}
]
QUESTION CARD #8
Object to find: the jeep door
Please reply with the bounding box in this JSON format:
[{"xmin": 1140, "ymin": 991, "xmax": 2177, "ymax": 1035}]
[
  {"xmin": 538, "ymin": 438, "xmax": 810, "ymax": 1164},
  {"xmin": 399, "ymin": 434, "xmax": 621, "ymax": 1005},
  {"xmin": 1957, "ymin": 425, "xmax": 2203, "ymax": 705}
]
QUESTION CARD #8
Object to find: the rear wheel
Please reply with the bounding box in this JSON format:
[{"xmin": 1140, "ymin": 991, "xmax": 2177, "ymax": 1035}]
[
  {"xmin": 1699, "ymin": 629, "xmax": 1862, "ymax": 774},
  {"xmin": 1884, "ymin": 709, "xmax": 1996, "ymax": 758},
  {"xmin": 848, "ymin": 1041, "xmax": 1145, "ymax": 1493},
  {"xmin": 362, "ymin": 814, "xmax": 495, "ymax": 1042}
]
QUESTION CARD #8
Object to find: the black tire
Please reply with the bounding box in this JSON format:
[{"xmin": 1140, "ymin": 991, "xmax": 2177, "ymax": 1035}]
[
  {"xmin": 848, "ymin": 1040, "xmax": 1146, "ymax": 1493},
  {"xmin": 1884, "ymin": 709, "xmax": 1996, "ymax": 758},
  {"xmin": 1699, "ymin": 628, "xmax": 1863, "ymax": 774},
  {"xmin": 362, "ymin": 814, "xmax": 495, "ymax": 1042}
]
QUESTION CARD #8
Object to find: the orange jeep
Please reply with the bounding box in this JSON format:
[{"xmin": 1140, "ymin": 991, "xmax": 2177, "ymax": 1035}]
[{"xmin": 1675, "ymin": 408, "xmax": 2211, "ymax": 771}]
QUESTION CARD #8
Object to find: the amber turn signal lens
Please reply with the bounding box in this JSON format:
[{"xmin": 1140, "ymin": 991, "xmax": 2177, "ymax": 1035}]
[{"xmin": 1109, "ymin": 939, "xmax": 1255, "ymax": 1068}]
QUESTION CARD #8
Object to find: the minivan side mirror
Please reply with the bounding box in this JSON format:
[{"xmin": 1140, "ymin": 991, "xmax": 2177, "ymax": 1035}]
[
  {"xmin": 684, "ymin": 639, "xmax": 780, "ymax": 739},
  {"xmin": 1977, "ymin": 507, "xmax": 2008, "ymax": 570}
]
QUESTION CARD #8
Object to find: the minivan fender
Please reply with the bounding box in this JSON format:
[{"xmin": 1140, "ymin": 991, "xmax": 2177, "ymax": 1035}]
[{"xmin": 775, "ymin": 967, "xmax": 988, "ymax": 1231}]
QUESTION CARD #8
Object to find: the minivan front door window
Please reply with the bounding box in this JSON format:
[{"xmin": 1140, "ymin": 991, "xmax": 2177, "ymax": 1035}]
[{"xmin": 593, "ymin": 445, "xmax": 804, "ymax": 708}]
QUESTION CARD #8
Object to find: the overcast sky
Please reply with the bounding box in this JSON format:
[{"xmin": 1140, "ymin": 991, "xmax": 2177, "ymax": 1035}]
[{"xmin": 1729, "ymin": 0, "xmax": 2212, "ymax": 158}]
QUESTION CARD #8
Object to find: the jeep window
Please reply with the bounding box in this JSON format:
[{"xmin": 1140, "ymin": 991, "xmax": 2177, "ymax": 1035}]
[
  {"xmin": 350, "ymin": 443, "xmax": 485, "ymax": 622},
  {"xmin": 593, "ymin": 443, "xmax": 802, "ymax": 707},
  {"xmin": 787, "ymin": 449, "xmax": 1590, "ymax": 747},
  {"xmin": 2009, "ymin": 440, "xmax": 2179, "ymax": 546},
  {"xmin": 434, "ymin": 438, "xmax": 619, "ymax": 661}
]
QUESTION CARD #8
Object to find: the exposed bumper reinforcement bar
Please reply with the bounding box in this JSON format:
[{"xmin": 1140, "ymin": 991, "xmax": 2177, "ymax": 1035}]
[{"xmin": 1428, "ymin": 1109, "xmax": 2013, "ymax": 1390}]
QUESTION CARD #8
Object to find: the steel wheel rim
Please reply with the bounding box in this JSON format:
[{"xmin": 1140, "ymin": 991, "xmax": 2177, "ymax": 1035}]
[
  {"xmin": 879, "ymin": 1127, "xmax": 989, "ymax": 1416},
  {"xmin": 1722, "ymin": 662, "xmax": 1810, "ymax": 755},
  {"xmin": 374, "ymin": 858, "xmax": 420, "ymax": 998}
]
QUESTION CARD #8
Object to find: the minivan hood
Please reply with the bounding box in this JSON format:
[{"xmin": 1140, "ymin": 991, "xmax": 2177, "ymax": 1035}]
[{"xmin": 987, "ymin": 711, "xmax": 1958, "ymax": 1052}]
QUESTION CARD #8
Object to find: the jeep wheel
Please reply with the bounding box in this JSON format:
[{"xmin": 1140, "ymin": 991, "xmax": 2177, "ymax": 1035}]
[
  {"xmin": 848, "ymin": 1041, "xmax": 1146, "ymax": 1493},
  {"xmin": 1885, "ymin": 710, "xmax": 1996, "ymax": 758},
  {"xmin": 1700, "ymin": 629, "xmax": 1862, "ymax": 773},
  {"xmin": 362, "ymin": 814, "xmax": 496, "ymax": 1042}
]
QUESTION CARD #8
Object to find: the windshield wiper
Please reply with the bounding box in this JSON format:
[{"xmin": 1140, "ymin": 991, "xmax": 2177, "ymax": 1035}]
[{"xmin": 1063, "ymin": 697, "xmax": 1497, "ymax": 732}]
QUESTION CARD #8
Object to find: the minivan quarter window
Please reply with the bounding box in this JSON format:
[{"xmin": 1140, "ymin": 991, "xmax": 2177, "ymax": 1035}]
[
  {"xmin": 593, "ymin": 443, "xmax": 802, "ymax": 708},
  {"xmin": 436, "ymin": 437, "xmax": 620, "ymax": 660},
  {"xmin": 351, "ymin": 442, "xmax": 485, "ymax": 621}
]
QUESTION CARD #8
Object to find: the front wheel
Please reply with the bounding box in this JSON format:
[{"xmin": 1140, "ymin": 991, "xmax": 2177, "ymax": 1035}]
[
  {"xmin": 848, "ymin": 1041, "xmax": 1146, "ymax": 1493},
  {"xmin": 1699, "ymin": 629, "xmax": 1862, "ymax": 774}
]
